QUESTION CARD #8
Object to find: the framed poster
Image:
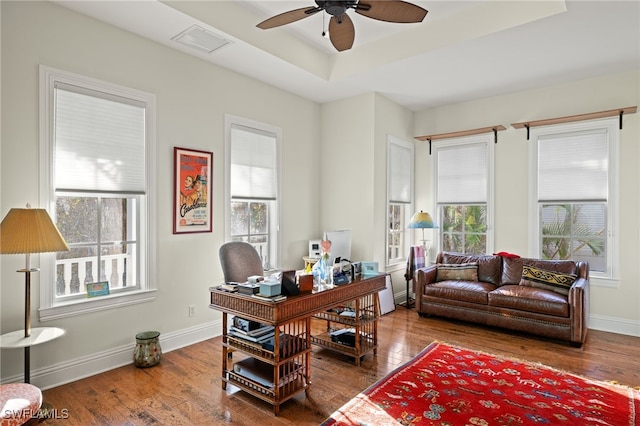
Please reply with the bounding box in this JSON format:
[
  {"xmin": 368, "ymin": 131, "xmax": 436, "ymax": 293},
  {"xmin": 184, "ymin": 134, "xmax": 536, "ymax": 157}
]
[{"xmin": 173, "ymin": 147, "xmax": 213, "ymax": 234}]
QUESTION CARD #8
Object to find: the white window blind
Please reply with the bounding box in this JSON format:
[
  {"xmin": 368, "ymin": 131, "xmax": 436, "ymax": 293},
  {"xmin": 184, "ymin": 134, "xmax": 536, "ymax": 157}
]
[
  {"xmin": 54, "ymin": 82, "xmax": 146, "ymax": 193},
  {"xmin": 230, "ymin": 124, "xmax": 277, "ymax": 199},
  {"xmin": 388, "ymin": 141, "xmax": 412, "ymax": 203},
  {"xmin": 538, "ymin": 129, "xmax": 608, "ymax": 201},
  {"xmin": 437, "ymin": 142, "xmax": 487, "ymax": 203}
]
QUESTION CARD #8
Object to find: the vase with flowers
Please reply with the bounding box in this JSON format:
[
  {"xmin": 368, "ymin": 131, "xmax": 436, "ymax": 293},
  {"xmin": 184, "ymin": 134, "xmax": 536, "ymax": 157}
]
[{"xmin": 312, "ymin": 240, "xmax": 334, "ymax": 291}]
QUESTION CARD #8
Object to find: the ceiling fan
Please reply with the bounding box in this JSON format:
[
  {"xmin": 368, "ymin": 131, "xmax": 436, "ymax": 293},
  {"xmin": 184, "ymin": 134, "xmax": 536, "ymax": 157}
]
[{"xmin": 257, "ymin": 1, "xmax": 428, "ymax": 52}]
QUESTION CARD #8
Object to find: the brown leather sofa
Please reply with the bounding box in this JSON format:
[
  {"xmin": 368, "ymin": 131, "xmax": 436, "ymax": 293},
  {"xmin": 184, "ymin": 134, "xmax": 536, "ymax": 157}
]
[{"xmin": 415, "ymin": 252, "xmax": 589, "ymax": 346}]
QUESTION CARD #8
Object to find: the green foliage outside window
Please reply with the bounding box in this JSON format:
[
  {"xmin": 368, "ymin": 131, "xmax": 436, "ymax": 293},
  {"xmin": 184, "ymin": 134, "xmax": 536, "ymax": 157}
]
[
  {"xmin": 231, "ymin": 200, "xmax": 269, "ymax": 245},
  {"xmin": 440, "ymin": 204, "xmax": 487, "ymax": 255},
  {"xmin": 388, "ymin": 204, "xmax": 404, "ymax": 261},
  {"xmin": 541, "ymin": 203, "xmax": 605, "ymax": 270}
]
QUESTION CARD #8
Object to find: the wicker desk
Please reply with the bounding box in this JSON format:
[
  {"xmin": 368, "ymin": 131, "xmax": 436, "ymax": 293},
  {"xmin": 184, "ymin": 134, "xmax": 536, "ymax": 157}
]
[{"xmin": 209, "ymin": 273, "xmax": 386, "ymax": 414}]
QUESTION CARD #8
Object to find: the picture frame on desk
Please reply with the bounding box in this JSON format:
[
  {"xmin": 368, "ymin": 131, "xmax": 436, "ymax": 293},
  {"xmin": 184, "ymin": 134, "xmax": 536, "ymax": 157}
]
[
  {"xmin": 361, "ymin": 261, "xmax": 379, "ymax": 277},
  {"xmin": 351, "ymin": 261, "xmax": 362, "ymax": 278}
]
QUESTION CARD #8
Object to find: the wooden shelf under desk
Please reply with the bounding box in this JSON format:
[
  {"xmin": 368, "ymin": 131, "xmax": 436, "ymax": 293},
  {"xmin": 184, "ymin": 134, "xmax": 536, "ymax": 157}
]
[{"xmin": 209, "ymin": 274, "xmax": 387, "ymax": 415}]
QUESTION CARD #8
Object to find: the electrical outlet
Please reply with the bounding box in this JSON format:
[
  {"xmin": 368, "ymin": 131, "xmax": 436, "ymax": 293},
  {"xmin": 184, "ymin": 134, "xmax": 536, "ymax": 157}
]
[{"xmin": 188, "ymin": 305, "xmax": 196, "ymax": 317}]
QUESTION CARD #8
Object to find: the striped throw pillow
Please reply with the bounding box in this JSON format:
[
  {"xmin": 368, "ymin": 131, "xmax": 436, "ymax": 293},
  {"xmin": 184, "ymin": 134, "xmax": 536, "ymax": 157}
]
[
  {"xmin": 520, "ymin": 265, "xmax": 577, "ymax": 295},
  {"xmin": 435, "ymin": 262, "xmax": 479, "ymax": 282}
]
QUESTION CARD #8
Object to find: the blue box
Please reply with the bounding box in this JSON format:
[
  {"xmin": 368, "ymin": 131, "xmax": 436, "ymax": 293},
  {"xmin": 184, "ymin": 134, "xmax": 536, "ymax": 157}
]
[{"xmin": 260, "ymin": 281, "xmax": 281, "ymax": 297}]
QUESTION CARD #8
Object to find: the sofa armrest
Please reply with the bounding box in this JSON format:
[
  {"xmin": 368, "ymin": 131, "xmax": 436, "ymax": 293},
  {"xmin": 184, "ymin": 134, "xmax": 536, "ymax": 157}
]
[
  {"xmin": 568, "ymin": 275, "xmax": 589, "ymax": 344},
  {"xmin": 415, "ymin": 265, "xmax": 438, "ymax": 304}
]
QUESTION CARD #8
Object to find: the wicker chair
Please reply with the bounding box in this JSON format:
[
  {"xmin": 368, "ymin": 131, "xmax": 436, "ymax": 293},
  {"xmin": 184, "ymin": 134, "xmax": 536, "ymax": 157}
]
[{"xmin": 218, "ymin": 242, "xmax": 264, "ymax": 284}]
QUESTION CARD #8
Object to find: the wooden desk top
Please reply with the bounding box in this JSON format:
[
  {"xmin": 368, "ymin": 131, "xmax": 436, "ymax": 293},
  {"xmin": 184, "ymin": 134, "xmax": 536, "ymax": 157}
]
[{"xmin": 210, "ymin": 274, "xmax": 386, "ymax": 325}]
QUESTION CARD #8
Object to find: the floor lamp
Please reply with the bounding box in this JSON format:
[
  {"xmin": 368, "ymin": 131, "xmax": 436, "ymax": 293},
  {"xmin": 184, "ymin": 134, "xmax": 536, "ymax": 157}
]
[
  {"xmin": 408, "ymin": 210, "xmax": 438, "ymax": 261},
  {"xmin": 406, "ymin": 210, "xmax": 438, "ymax": 308},
  {"xmin": 0, "ymin": 204, "xmax": 69, "ymax": 383}
]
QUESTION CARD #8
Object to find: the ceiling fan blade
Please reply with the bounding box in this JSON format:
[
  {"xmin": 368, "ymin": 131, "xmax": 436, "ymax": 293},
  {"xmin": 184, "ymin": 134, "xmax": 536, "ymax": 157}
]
[
  {"xmin": 329, "ymin": 14, "xmax": 355, "ymax": 51},
  {"xmin": 356, "ymin": 1, "xmax": 427, "ymax": 23},
  {"xmin": 257, "ymin": 6, "xmax": 321, "ymax": 30}
]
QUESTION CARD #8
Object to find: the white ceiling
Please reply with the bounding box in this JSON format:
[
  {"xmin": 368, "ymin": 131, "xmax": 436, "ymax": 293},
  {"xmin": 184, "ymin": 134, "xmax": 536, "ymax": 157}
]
[{"xmin": 55, "ymin": 0, "xmax": 640, "ymax": 111}]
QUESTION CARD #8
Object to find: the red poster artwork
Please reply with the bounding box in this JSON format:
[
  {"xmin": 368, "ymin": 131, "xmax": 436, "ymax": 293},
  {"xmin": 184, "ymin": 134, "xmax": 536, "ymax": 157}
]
[{"xmin": 173, "ymin": 147, "xmax": 213, "ymax": 234}]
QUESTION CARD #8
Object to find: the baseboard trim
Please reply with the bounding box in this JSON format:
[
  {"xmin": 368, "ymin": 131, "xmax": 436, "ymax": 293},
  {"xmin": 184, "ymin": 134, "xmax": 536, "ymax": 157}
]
[
  {"xmin": 588, "ymin": 314, "xmax": 640, "ymax": 337},
  {"xmin": 8, "ymin": 320, "xmax": 222, "ymax": 390}
]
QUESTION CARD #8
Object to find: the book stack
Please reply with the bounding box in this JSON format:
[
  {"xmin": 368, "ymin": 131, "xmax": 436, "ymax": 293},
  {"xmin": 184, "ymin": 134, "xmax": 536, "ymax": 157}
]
[
  {"xmin": 217, "ymin": 283, "xmax": 238, "ymax": 292},
  {"xmin": 229, "ymin": 317, "xmax": 275, "ymax": 344},
  {"xmin": 237, "ymin": 282, "xmax": 261, "ymax": 295},
  {"xmin": 330, "ymin": 328, "xmax": 360, "ymax": 347},
  {"xmin": 251, "ymin": 293, "xmax": 287, "ymax": 302},
  {"xmin": 232, "ymin": 357, "xmax": 298, "ymax": 388}
]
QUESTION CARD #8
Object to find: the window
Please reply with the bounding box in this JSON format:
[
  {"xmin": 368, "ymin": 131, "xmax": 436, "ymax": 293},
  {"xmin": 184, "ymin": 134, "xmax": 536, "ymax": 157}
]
[
  {"xmin": 530, "ymin": 118, "xmax": 618, "ymax": 279},
  {"xmin": 433, "ymin": 136, "xmax": 494, "ymax": 255},
  {"xmin": 224, "ymin": 115, "xmax": 281, "ymax": 269},
  {"xmin": 387, "ymin": 136, "xmax": 414, "ymax": 267},
  {"xmin": 39, "ymin": 66, "xmax": 156, "ymax": 320}
]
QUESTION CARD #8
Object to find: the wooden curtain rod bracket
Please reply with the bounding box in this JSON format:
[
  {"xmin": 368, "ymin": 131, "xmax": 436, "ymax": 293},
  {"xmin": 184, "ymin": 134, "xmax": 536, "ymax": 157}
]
[
  {"xmin": 415, "ymin": 125, "xmax": 506, "ymax": 154},
  {"xmin": 619, "ymin": 110, "xmax": 623, "ymax": 130},
  {"xmin": 512, "ymin": 106, "xmax": 637, "ymax": 139}
]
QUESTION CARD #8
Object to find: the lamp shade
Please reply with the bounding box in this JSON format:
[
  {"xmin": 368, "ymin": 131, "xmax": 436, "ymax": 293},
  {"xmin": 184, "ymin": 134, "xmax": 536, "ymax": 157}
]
[
  {"xmin": 0, "ymin": 207, "xmax": 69, "ymax": 254},
  {"xmin": 408, "ymin": 210, "xmax": 438, "ymax": 229}
]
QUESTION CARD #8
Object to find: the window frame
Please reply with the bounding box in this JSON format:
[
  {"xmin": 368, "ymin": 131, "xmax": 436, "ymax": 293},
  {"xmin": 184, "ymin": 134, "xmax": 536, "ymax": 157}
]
[
  {"xmin": 386, "ymin": 135, "xmax": 414, "ymax": 269},
  {"xmin": 224, "ymin": 114, "xmax": 282, "ymax": 269},
  {"xmin": 38, "ymin": 65, "xmax": 157, "ymax": 321},
  {"xmin": 528, "ymin": 117, "xmax": 619, "ymax": 281},
  {"xmin": 431, "ymin": 134, "xmax": 495, "ymax": 256}
]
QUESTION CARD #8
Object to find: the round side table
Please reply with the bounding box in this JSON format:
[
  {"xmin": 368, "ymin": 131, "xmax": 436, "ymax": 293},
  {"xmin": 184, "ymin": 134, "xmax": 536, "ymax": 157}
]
[{"xmin": 0, "ymin": 327, "xmax": 65, "ymax": 383}]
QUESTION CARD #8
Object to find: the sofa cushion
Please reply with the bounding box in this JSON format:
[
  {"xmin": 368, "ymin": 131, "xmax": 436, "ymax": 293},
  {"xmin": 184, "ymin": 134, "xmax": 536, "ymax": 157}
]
[
  {"xmin": 501, "ymin": 257, "xmax": 579, "ymax": 286},
  {"xmin": 436, "ymin": 263, "xmax": 478, "ymax": 282},
  {"xmin": 520, "ymin": 265, "xmax": 576, "ymax": 296},
  {"xmin": 489, "ymin": 285, "xmax": 569, "ymax": 317},
  {"xmin": 424, "ymin": 280, "xmax": 496, "ymax": 305},
  {"xmin": 439, "ymin": 252, "xmax": 502, "ymax": 285}
]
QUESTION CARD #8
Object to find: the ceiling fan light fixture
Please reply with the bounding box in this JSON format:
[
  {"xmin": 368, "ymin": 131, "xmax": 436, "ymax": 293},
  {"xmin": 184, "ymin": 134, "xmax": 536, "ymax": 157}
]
[{"xmin": 259, "ymin": 0, "xmax": 427, "ymax": 52}]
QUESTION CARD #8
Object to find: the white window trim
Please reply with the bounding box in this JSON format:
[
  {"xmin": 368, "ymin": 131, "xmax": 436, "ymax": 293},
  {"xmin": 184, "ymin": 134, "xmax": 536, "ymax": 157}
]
[
  {"xmin": 528, "ymin": 117, "xmax": 619, "ymax": 281},
  {"xmin": 431, "ymin": 134, "xmax": 495, "ymax": 255},
  {"xmin": 223, "ymin": 114, "xmax": 282, "ymax": 267},
  {"xmin": 386, "ymin": 135, "xmax": 414, "ymax": 269},
  {"xmin": 38, "ymin": 65, "xmax": 157, "ymax": 321}
]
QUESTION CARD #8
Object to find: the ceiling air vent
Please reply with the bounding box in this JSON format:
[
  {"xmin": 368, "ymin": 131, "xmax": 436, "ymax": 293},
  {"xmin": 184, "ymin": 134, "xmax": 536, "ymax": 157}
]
[{"xmin": 172, "ymin": 25, "xmax": 231, "ymax": 54}]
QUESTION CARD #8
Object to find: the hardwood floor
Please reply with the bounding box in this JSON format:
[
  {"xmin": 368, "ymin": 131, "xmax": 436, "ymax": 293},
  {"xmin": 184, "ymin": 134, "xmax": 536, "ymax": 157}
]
[{"xmin": 41, "ymin": 307, "xmax": 640, "ymax": 425}]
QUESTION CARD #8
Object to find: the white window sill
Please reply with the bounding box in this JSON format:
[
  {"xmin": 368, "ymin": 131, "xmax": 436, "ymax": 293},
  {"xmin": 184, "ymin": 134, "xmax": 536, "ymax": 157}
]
[{"xmin": 39, "ymin": 289, "xmax": 157, "ymax": 322}]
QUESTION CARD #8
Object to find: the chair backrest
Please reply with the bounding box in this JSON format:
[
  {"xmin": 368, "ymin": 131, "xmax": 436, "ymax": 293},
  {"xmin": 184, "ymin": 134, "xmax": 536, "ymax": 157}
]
[{"xmin": 219, "ymin": 242, "xmax": 264, "ymax": 283}]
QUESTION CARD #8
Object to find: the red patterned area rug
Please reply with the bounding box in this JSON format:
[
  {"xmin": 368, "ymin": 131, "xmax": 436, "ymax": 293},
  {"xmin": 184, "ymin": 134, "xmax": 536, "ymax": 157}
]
[{"xmin": 322, "ymin": 341, "xmax": 640, "ymax": 425}]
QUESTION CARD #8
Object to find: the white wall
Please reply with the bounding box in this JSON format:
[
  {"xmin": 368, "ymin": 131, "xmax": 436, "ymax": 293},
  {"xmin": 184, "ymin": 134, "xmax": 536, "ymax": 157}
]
[
  {"xmin": 319, "ymin": 93, "xmax": 416, "ymax": 299},
  {"xmin": 414, "ymin": 70, "xmax": 640, "ymax": 336},
  {"xmin": 1, "ymin": 1, "xmax": 320, "ymax": 386},
  {"xmin": 320, "ymin": 93, "xmax": 376, "ymax": 261}
]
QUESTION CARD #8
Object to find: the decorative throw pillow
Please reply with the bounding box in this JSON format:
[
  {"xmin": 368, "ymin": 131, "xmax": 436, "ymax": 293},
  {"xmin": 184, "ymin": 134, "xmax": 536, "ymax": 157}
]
[
  {"xmin": 436, "ymin": 263, "xmax": 479, "ymax": 282},
  {"xmin": 520, "ymin": 265, "xmax": 577, "ymax": 295}
]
